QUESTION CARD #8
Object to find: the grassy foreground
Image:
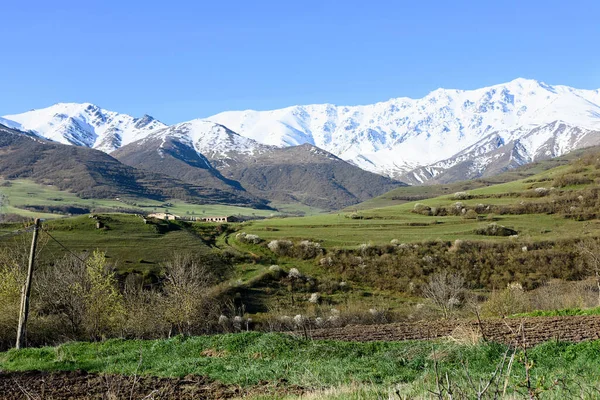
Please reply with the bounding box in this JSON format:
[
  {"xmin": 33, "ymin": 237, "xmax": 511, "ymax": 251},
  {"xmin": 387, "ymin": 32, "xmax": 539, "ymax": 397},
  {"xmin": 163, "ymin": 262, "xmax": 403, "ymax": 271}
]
[{"xmin": 2, "ymin": 332, "xmax": 600, "ymax": 398}]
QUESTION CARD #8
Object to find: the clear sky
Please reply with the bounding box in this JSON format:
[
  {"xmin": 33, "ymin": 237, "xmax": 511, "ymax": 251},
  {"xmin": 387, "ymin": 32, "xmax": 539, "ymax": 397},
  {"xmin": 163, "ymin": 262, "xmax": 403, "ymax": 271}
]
[{"xmin": 2, "ymin": 0, "xmax": 599, "ymax": 124}]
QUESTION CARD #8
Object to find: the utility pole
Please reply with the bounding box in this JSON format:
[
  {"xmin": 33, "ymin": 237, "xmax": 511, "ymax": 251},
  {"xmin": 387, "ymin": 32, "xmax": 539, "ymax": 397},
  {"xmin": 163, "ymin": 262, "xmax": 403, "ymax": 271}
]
[{"xmin": 16, "ymin": 218, "xmax": 41, "ymax": 350}]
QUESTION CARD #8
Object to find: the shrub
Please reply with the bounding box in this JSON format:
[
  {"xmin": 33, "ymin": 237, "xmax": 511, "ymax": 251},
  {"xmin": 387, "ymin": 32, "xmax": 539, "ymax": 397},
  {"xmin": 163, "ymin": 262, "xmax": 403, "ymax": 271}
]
[
  {"xmin": 308, "ymin": 292, "xmax": 321, "ymax": 303},
  {"xmin": 319, "ymin": 257, "xmax": 333, "ymax": 267},
  {"xmin": 474, "ymin": 223, "xmax": 518, "ymax": 236},
  {"xmin": 462, "ymin": 209, "xmax": 479, "ymax": 219},
  {"xmin": 288, "ymin": 268, "xmax": 302, "ymax": 279},
  {"xmin": 297, "ymin": 240, "xmax": 323, "ymax": 259},
  {"xmin": 482, "ymin": 283, "xmax": 530, "ymax": 317},
  {"xmin": 80, "ymin": 251, "xmax": 126, "ymax": 341},
  {"xmin": 268, "ymin": 264, "xmax": 283, "ymax": 278},
  {"xmin": 267, "ymin": 239, "xmax": 294, "ymax": 256},
  {"xmin": 454, "ymin": 191, "xmax": 471, "ymax": 200},
  {"xmin": 412, "ymin": 203, "xmax": 432, "ymax": 216},
  {"xmin": 236, "ymin": 232, "xmax": 262, "ymax": 244},
  {"xmin": 0, "ymin": 253, "xmax": 25, "ymax": 349},
  {"xmin": 422, "ymin": 271, "xmax": 466, "ymax": 318},
  {"xmin": 161, "ymin": 253, "xmax": 221, "ymax": 336},
  {"xmin": 552, "ymin": 173, "xmax": 593, "ymax": 188}
]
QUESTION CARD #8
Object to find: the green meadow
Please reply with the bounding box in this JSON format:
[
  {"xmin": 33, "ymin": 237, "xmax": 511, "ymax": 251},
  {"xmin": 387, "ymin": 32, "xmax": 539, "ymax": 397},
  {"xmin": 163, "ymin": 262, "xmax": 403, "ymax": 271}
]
[{"xmin": 2, "ymin": 332, "xmax": 600, "ymax": 399}]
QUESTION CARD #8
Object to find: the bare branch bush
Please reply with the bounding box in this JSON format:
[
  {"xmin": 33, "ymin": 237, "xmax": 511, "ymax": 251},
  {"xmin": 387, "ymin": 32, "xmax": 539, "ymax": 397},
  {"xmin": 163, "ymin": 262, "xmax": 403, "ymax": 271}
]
[
  {"xmin": 576, "ymin": 239, "xmax": 600, "ymax": 306},
  {"xmin": 161, "ymin": 253, "xmax": 222, "ymax": 336},
  {"xmin": 423, "ymin": 271, "xmax": 466, "ymax": 318}
]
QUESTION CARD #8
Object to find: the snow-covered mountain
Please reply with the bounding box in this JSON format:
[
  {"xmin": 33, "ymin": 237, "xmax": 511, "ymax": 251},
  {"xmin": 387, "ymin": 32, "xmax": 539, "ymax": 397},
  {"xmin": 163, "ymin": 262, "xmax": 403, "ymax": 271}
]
[
  {"xmin": 3, "ymin": 78, "xmax": 600, "ymax": 185},
  {"xmin": 207, "ymin": 78, "xmax": 600, "ymax": 180},
  {"xmin": 113, "ymin": 121, "xmax": 402, "ymax": 210},
  {"xmin": 139, "ymin": 119, "xmax": 271, "ymax": 163},
  {"xmin": 3, "ymin": 103, "xmax": 165, "ymax": 152}
]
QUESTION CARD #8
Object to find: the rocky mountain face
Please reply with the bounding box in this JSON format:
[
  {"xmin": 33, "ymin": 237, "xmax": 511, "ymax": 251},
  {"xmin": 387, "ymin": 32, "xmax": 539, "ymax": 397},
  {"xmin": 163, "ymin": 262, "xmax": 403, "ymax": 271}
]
[
  {"xmin": 114, "ymin": 121, "xmax": 403, "ymax": 210},
  {"xmin": 0, "ymin": 123, "xmax": 270, "ymax": 208},
  {"xmin": 207, "ymin": 78, "xmax": 600, "ymax": 182},
  {"xmin": 3, "ymin": 103, "xmax": 166, "ymax": 152}
]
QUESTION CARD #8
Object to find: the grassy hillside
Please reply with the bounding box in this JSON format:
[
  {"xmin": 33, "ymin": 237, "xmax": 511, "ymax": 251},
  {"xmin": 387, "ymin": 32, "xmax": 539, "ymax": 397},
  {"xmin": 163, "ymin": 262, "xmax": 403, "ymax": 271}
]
[
  {"xmin": 0, "ymin": 179, "xmax": 286, "ymax": 219},
  {"xmin": 0, "ymin": 125, "xmax": 273, "ymax": 209},
  {"xmin": 351, "ymin": 146, "xmax": 596, "ymax": 211},
  {"xmin": 0, "ymin": 213, "xmax": 218, "ymax": 274},
  {"xmin": 244, "ymin": 152, "xmax": 600, "ymax": 247}
]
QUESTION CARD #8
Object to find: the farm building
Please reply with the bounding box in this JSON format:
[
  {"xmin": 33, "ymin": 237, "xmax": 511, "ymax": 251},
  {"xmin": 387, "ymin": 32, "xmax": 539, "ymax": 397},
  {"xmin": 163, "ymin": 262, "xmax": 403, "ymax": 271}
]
[
  {"xmin": 148, "ymin": 212, "xmax": 180, "ymax": 221},
  {"xmin": 198, "ymin": 215, "xmax": 238, "ymax": 223}
]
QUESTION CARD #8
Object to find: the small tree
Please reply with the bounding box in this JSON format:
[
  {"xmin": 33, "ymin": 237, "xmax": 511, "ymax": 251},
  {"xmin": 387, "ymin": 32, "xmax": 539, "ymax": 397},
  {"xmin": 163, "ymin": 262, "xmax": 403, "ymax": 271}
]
[
  {"xmin": 576, "ymin": 239, "xmax": 600, "ymax": 306},
  {"xmin": 162, "ymin": 253, "xmax": 217, "ymax": 336},
  {"xmin": 0, "ymin": 252, "xmax": 25, "ymax": 348},
  {"xmin": 36, "ymin": 254, "xmax": 87, "ymax": 338},
  {"xmin": 80, "ymin": 251, "xmax": 125, "ymax": 341},
  {"xmin": 423, "ymin": 271, "xmax": 466, "ymax": 318}
]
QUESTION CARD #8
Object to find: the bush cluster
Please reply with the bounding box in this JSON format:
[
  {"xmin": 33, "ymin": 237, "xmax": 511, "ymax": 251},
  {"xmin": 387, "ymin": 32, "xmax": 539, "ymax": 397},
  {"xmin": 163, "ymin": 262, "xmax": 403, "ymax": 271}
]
[
  {"xmin": 267, "ymin": 239, "xmax": 324, "ymax": 259},
  {"xmin": 319, "ymin": 239, "xmax": 589, "ymax": 293},
  {"xmin": 416, "ymin": 186, "xmax": 600, "ymax": 221},
  {"xmin": 0, "ymin": 251, "xmax": 231, "ymax": 350},
  {"xmin": 236, "ymin": 232, "xmax": 262, "ymax": 244}
]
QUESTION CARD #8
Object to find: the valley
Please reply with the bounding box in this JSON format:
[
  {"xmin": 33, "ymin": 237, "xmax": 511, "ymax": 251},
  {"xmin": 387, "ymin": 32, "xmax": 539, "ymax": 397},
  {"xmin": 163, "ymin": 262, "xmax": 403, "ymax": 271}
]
[
  {"xmin": 4, "ymin": 1, "xmax": 600, "ymax": 397},
  {"xmin": 2, "ymin": 83, "xmax": 600, "ymax": 399}
]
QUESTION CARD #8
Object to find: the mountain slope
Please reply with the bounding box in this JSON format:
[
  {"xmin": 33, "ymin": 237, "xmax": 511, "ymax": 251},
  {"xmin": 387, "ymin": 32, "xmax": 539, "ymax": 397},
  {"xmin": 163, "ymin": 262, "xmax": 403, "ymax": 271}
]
[
  {"xmin": 0, "ymin": 123, "xmax": 269, "ymax": 208},
  {"xmin": 4, "ymin": 79, "xmax": 600, "ymax": 185},
  {"xmin": 3, "ymin": 103, "xmax": 166, "ymax": 152},
  {"xmin": 207, "ymin": 78, "xmax": 600, "ymax": 180},
  {"xmin": 402, "ymin": 122, "xmax": 600, "ymax": 184},
  {"xmin": 112, "ymin": 120, "xmax": 270, "ymax": 207},
  {"xmin": 113, "ymin": 120, "xmax": 404, "ymax": 210},
  {"xmin": 212, "ymin": 143, "xmax": 405, "ymax": 210}
]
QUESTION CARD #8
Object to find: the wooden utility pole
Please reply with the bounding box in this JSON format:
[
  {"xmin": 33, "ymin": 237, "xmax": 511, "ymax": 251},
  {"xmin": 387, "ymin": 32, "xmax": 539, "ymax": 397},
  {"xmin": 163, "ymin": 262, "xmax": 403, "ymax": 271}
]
[{"xmin": 16, "ymin": 218, "xmax": 41, "ymax": 350}]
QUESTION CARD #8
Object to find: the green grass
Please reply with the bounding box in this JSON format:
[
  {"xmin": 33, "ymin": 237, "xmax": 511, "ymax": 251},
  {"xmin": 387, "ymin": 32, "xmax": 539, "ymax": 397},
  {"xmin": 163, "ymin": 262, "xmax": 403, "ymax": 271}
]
[
  {"xmin": 351, "ymin": 147, "xmax": 589, "ymax": 211},
  {"xmin": 242, "ymin": 209, "xmax": 593, "ymax": 248},
  {"xmin": 238, "ymin": 156, "xmax": 600, "ymax": 248},
  {"xmin": 0, "ymin": 213, "xmax": 217, "ymax": 274},
  {"xmin": 0, "ymin": 179, "xmax": 279, "ymax": 219},
  {"xmin": 2, "ymin": 332, "xmax": 600, "ymax": 398}
]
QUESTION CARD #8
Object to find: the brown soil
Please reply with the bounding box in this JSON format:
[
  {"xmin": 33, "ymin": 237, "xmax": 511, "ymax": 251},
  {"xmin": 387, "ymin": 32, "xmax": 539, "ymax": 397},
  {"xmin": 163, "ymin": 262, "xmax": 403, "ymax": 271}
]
[
  {"xmin": 0, "ymin": 370, "xmax": 305, "ymax": 400},
  {"xmin": 304, "ymin": 315, "xmax": 600, "ymax": 347},
  {"xmin": 4, "ymin": 315, "xmax": 599, "ymax": 398}
]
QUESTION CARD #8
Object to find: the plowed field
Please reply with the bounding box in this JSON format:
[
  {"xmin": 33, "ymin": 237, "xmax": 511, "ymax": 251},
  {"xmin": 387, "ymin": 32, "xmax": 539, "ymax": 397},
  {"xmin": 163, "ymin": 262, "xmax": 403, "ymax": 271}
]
[
  {"xmin": 0, "ymin": 370, "xmax": 304, "ymax": 400},
  {"xmin": 305, "ymin": 315, "xmax": 600, "ymax": 346}
]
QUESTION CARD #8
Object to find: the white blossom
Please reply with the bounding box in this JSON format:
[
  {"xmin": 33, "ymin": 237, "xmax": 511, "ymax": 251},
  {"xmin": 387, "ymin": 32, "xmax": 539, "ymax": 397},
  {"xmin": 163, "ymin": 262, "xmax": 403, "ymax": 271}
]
[
  {"xmin": 288, "ymin": 268, "xmax": 302, "ymax": 279},
  {"xmin": 309, "ymin": 292, "xmax": 321, "ymax": 303}
]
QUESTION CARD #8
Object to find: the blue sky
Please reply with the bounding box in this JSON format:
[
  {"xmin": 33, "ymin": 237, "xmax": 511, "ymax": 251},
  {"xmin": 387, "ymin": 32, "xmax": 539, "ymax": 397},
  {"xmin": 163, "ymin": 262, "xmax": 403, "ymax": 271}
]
[{"xmin": 2, "ymin": 0, "xmax": 599, "ymax": 124}]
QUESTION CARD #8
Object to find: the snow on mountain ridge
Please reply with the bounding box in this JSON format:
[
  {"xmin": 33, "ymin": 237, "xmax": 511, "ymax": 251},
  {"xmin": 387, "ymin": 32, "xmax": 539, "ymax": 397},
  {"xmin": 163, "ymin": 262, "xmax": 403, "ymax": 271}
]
[
  {"xmin": 3, "ymin": 79, "xmax": 600, "ymax": 183},
  {"xmin": 207, "ymin": 78, "xmax": 600, "ymax": 177},
  {"xmin": 3, "ymin": 102, "xmax": 166, "ymax": 152},
  {"xmin": 0, "ymin": 116, "xmax": 22, "ymax": 130},
  {"xmin": 142, "ymin": 119, "xmax": 271, "ymax": 162}
]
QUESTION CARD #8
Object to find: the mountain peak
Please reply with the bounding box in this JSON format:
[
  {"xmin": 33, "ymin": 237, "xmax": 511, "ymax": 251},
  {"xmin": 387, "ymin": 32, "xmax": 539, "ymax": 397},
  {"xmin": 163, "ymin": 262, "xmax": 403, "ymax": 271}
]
[
  {"xmin": 3, "ymin": 102, "xmax": 166, "ymax": 152},
  {"xmin": 207, "ymin": 79, "xmax": 600, "ymax": 180},
  {"xmin": 4, "ymin": 79, "xmax": 600, "ymax": 185}
]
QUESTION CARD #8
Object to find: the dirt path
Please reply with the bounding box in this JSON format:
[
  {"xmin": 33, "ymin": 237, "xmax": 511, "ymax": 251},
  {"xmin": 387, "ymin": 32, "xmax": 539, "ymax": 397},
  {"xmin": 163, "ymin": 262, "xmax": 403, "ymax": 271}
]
[
  {"xmin": 305, "ymin": 315, "xmax": 600, "ymax": 346},
  {"xmin": 0, "ymin": 370, "xmax": 304, "ymax": 400}
]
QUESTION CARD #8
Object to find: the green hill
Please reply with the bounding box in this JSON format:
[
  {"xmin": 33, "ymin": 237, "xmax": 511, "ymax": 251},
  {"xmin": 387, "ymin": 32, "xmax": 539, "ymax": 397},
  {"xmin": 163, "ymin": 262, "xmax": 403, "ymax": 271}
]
[{"xmin": 349, "ymin": 146, "xmax": 598, "ymax": 211}]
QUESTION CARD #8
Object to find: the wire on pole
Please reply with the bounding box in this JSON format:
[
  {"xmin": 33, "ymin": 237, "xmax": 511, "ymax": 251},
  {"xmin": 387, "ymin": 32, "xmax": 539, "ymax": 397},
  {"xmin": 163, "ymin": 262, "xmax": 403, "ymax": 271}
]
[{"xmin": 41, "ymin": 228, "xmax": 86, "ymax": 263}]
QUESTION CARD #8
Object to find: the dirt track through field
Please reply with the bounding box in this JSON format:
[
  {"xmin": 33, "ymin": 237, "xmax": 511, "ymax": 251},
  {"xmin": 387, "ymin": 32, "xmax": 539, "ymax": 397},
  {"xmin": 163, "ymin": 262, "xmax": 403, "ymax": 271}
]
[
  {"xmin": 0, "ymin": 370, "xmax": 305, "ymax": 400},
  {"xmin": 305, "ymin": 315, "xmax": 600, "ymax": 346}
]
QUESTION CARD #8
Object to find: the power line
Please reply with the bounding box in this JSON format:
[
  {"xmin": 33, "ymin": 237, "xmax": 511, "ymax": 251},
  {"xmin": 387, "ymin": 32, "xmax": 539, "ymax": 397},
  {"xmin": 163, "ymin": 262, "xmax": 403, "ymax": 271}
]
[{"xmin": 41, "ymin": 228, "xmax": 86, "ymax": 263}]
